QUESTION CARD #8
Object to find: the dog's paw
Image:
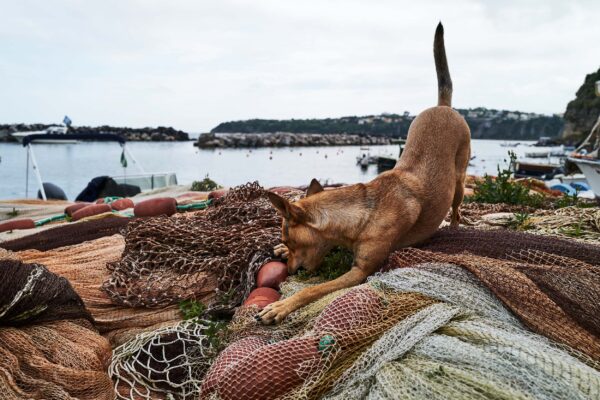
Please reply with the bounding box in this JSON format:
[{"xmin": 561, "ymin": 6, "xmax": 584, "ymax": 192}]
[
  {"xmin": 273, "ymin": 243, "xmax": 289, "ymax": 259},
  {"xmin": 257, "ymin": 299, "xmax": 294, "ymax": 324}
]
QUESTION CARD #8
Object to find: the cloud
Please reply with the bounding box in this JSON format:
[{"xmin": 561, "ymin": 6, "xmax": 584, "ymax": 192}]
[{"xmin": 0, "ymin": 0, "xmax": 598, "ymax": 131}]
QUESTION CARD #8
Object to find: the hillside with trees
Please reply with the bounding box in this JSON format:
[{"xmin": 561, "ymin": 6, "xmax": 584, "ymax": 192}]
[{"xmin": 212, "ymin": 108, "xmax": 563, "ymax": 140}]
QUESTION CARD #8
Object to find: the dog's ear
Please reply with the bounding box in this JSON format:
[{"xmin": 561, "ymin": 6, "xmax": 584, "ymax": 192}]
[
  {"xmin": 306, "ymin": 178, "xmax": 324, "ymax": 197},
  {"xmin": 267, "ymin": 192, "xmax": 305, "ymax": 222}
]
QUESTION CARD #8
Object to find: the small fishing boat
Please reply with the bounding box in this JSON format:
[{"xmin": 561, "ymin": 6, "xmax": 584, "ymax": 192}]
[
  {"xmin": 514, "ymin": 161, "xmax": 562, "ymax": 180},
  {"xmin": 10, "ymin": 116, "xmax": 78, "ymax": 144},
  {"xmin": 21, "ymin": 133, "xmax": 177, "ymax": 200},
  {"xmin": 10, "ymin": 126, "xmax": 78, "ymax": 144}
]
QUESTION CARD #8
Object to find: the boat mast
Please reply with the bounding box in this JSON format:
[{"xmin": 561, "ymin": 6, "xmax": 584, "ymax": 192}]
[{"xmin": 26, "ymin": 144, "xmax": 47, "ymax": 200}]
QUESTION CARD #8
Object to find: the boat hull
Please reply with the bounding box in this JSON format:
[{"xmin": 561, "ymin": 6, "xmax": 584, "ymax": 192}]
[{"xmin": 568, "ymin": 157, "xmax": 600, "ymax": 200}]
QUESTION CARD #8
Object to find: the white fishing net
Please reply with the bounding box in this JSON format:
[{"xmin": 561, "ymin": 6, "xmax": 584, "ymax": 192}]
[{"xmin": 110, "ymin": 319, "xmax": 218, "ymax": 399}]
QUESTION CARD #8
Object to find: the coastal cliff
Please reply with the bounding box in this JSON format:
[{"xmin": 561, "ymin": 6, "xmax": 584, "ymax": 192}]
[
  {"xmin": 0, "ymin": 124, "xmax": 189, "ymax": 142},
  {"xmin": 562, "ymin": 67, "xmax": 600, "ymax": 140}
]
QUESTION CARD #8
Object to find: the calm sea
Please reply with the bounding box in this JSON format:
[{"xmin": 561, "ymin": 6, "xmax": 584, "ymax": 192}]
[{"xmin": 0, "ymin": 139, "xmax": 552, "ymax": 200}]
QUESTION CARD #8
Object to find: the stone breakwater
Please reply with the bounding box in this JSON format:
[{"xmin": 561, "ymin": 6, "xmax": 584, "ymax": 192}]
[
  {"xmin": 0, "ymin": 124, "xmax": 189, "ymax": 142},
  {"xmin": 195, "ymin": 132, "xmax": 391, "ymax": 148}
]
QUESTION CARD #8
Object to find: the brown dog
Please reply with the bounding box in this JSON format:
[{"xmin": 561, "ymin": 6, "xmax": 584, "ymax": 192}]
[{"xmin": 258, "ymin": 23, "xmax": 470, "ymax": 324}]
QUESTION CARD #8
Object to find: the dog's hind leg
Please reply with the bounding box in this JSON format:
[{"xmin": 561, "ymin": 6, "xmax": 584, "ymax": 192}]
[{"xmin": 450, "ymin": 175, "xmax": 465, "ymax": 227}]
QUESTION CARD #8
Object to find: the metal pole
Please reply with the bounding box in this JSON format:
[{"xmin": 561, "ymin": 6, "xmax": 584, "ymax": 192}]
[
  {"xmin": 28, "ymin": 144, "xmax": 46, "ymax": 200},
  {"xmin": 123, "ymin": 143, "xmax": 146, "ymax": 173},
  {"xmin": 25, "ymin": 146, "xmax": 30, "ymax": 198}
]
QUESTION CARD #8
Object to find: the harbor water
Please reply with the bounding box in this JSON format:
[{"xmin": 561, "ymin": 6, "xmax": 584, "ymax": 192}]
[{"xmin": 0, "ymin": 139, "xmax": 555, "ymax": 200}]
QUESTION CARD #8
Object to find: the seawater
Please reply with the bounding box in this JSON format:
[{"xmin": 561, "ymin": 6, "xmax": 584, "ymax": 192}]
[{"xmin": 0, "ymin": 139, "xmax": 550, "ymax": 200}]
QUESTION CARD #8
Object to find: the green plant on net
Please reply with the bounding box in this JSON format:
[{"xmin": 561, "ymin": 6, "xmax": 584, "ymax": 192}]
[
  {"xmin": 191, "ymin": 175, "xmax": 222, "ymax": 192},
  {"xmin": 506, "ymin": 212, "xmax": 532, "ymax": 231},
  {"xmin": 178, "ymin": 299, "xmax": 228, "ymax": 349},
  {"xmin": 468, "ymin": 151, "xmax": 544, "ymax": 207},
  {"xmin": 298, "ymin": 246, "xmax": 354, "ymax": 281},
  {"xmin": 179, "ymin": 299, "xmax": 207, "ymax": 320},
  {"xmin": 559, "ymin": 217, "xmax": 586, "ymax": 238}
]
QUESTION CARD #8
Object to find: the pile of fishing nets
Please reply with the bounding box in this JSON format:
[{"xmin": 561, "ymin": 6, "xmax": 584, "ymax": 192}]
[
  {"xmin": 1, "ymin": 180, "xmax": 600, "ymax": 399},
  {"xmin": 0, "ymin": 259, "xmax": 113, "ymax": 399}
]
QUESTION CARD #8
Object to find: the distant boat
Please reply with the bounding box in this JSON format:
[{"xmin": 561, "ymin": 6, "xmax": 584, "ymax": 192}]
[
  {"xmin": 10, "ymin": 125, "xmax": 78, "ymax": 144},
  {"xmin": 525, "ymin": 145, "xmax": 566, "ymax": 158},
  {"xmin": 500, "ymin": 142, "xmax": 520, "ymax": 148}
]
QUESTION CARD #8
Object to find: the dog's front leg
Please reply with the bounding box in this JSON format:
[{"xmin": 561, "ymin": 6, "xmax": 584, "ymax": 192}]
[
  {"xmin": 273, "ymin": 243, "xmax": 289, "ymax": 259},
  {"xmin": 257, "ymin": 267, "xmax": 368, "ymax": 324}
]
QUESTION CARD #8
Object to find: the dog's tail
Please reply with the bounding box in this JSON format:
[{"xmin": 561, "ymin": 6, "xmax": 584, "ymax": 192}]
[{"xmin": 434, "ymin": 22, "xmax": 452, "ymax": 107}]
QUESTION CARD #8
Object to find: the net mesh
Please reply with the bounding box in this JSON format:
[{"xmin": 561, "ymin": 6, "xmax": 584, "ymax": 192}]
[
  {"xmin": 1, "ymin": 183, "xmax": 600, "ymax": 399},
  {"xmin": 103, "ymin": 182, "xmax": 301, "ymax": 312},
  {"xmin": 203, "ymin": 261, "xmax": 600, "ymax": 400},
  {"xmin": 0, "ymin": 259, "xmax": 92, "ymax": 326},
  {"xmin": 385, "ymin": 247, "xmax": 600, "ymax": 361},
  {"xmin": 13, "ymin": 235, "xmax": 187, "ymax": 346},
  {"xmin": 0, "ymin": 259, "xmax": 113, "ymax": 399},
  {"xmin": 110, "ymin": 319, "xmax": 218, "ymax": 400},
  {"xmin": 0, "ymin": 217, "xmax": 130, "ymax": 252}
]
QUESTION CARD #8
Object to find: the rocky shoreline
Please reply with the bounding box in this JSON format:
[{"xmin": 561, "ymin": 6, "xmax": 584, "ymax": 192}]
[
  {"xmin": 0, "ymin": 124, "xmax": 189, "ymax": 142},
  {"xmin": 194, "ymin": 132, "xmax": 391, "ymax": 148}
]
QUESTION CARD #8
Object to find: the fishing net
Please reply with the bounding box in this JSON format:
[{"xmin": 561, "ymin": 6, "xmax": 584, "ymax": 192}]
[
  {"xmin": 104, "ymin": 182, "xmax": 301, "ymax": 312},
  {"xmin": 15, "ymin": 235, "xmax": 186, "ymax": 341},
  {"xmin": 455, "ymin": 202, "xmax": 536, "ymax": 225},
  {"xmin": 0, "ymin": 259, "xmax": 91, "ymax": 326},
  {"xmin": 0, "ymin": 217, "xmax": 130, "ymax": 252},
  {"xmin": 110, "ymin": 319, "xmax": 219, "ymax": 400},
  {"xmin": 385, "ymin": 247, "xmax": 600, "ymax": 361},
  {"xmin": 323, "ymin": 265, "xmax": 600, "ymax": 400},
  {"xmin": 418, "ymin": 226, "xmax": 600, "ymax": 265},
  {"xmin": 199, "ymin": 261, "xmax": 600, "ymax": 400},
  {"xmin": 528, "ymin": 206, "xmax": 600, "ymax": 241},
  {"xmin": 0, "ymin": 258, "xmax": 113, "ymax": 399},
  {"xmin": 0, "ymin": 319, "xmax": 114, "ymax": 400}
]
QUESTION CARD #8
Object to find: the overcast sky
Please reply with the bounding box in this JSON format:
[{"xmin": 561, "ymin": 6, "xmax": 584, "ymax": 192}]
[{"xmin": 1, "ymin": 0, "xmax": 599, "ymax": 132}]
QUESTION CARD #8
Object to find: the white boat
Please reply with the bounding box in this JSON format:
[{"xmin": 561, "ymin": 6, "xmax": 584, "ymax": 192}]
[
  {"xmin": 525, "ymin": 145, "xmax": 566, "ymax": 158},
  {"xmin": 10, "ymin": 126, "xmax": 79, "ymax": 144},
  {"xmin": 567, "ymin": 158, "xmax": 600, "ymax": 200}
]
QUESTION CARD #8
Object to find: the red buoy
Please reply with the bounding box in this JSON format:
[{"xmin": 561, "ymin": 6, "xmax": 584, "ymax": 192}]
[
  {"xmin": 71, "ymin": 204, "xmax": 112, "ymax": 221},
  {"xmin": 208, "ymin": 189, "xmax": 229, "ymax": 200},
  {"xmin": 0, "ymin": 219, "xmax": 36, "ymax": 233},
  {"xmin": 133, "ymin": 197, "xmax": 177, "ymax": 217},
  {"xmin": 243, "ymin": 287, "xmax": 281, "ymax": 309},
  {"xmin": 256, "ymin": 261, "xmax": 288, "ymax": 290},
  {"xmin": 110, "ymin": 198, "xmax": 134, "ymax": 211},
  {"xmin": 217, "ymin": 337, "xmax": 321, "ymax": 400},
  {"xmin": 64, "ymin": 202, "xmax": 91, "ymax": 217},
  {"xmin": 313, "ymin": 287, "xmax": 384, "ymax": 335},
  {"xmin": 201, "ymin": 336, "xmax": 269, "ymax": 398}
]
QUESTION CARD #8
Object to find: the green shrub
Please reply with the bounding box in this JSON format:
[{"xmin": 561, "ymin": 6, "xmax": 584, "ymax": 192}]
[
  {"xmin": 469, "ymin": 151, "xmax": 544, "ymax": 207},
  {"xmin": 191, "ymin": 175, "xmax": 222, "ymax": 192}
]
